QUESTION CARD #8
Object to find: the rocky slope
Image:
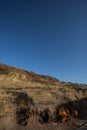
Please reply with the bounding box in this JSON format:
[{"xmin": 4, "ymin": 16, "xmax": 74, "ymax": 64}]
[{"xmin": 0, "ymin": 63, "xmax": 87, "ymax": 130}]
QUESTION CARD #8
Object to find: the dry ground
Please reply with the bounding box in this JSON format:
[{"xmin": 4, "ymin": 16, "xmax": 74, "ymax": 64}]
[{"xmin": 0, "ymin": 63, "xmax": 87, "ymax": 130}]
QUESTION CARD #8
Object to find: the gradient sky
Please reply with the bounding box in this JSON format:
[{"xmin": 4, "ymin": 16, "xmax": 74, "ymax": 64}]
[{"xmin": 0, "ymin": 0, "xmax": 87, "ymax": 84}]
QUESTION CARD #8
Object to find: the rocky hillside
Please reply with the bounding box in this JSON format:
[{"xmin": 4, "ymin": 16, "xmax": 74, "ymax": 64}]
[{"xmin": 0, "ymin": 63, "xmax": 87, "ymax": 130}]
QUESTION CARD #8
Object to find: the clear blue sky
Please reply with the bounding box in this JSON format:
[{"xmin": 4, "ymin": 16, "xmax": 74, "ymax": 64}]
[{"xmin": 0, "ymin": 0, "xmax": 87, "ymax": 84}]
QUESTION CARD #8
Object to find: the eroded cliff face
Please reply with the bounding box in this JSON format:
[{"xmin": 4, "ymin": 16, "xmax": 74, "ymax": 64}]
[{"xmin": 0, "ymin": 63, "xmax": 87, "ymax": 130}]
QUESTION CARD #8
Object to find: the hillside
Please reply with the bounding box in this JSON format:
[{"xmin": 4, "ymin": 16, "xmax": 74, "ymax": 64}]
[{"xmin": 0, "ymin": 63, "xmax": 87, "ymax": 130}]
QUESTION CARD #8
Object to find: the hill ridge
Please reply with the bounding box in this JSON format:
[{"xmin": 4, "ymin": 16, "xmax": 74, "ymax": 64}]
[{"xmin": 0, "ymin": 63, "xmax": 87, "ymax": 130}]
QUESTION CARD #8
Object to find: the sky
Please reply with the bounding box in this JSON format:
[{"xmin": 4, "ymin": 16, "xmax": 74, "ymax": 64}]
[{"xmin": 0, "ymin": 0, "xmax": 87, "ymax": 84}]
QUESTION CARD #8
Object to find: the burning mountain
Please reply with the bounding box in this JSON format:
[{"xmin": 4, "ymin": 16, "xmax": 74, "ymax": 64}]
[{"xmin": 0, "ymin": 63, "xmax": 87, "ymax": 130}]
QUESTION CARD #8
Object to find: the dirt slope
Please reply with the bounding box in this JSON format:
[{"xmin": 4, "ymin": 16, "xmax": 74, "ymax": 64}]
[{"xmin": 0, "ymin": 63, "xmax": 87, "ymax": 130}]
